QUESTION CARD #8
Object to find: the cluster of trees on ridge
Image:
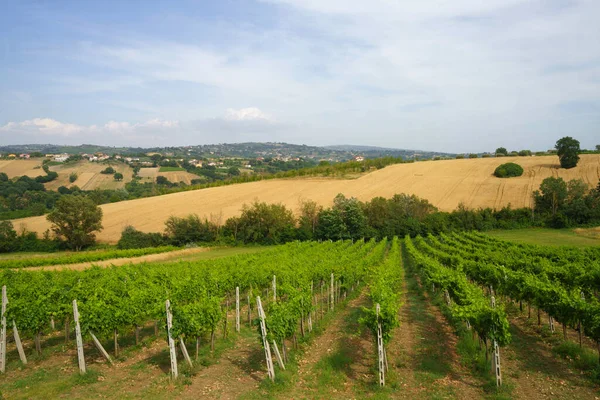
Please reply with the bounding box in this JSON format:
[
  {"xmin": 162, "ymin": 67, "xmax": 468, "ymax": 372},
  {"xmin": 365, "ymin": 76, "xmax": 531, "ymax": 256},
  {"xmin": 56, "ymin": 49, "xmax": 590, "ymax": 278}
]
[{"xmin": 1, "ymin": 174, "xmax": 599, "ymax": 252}]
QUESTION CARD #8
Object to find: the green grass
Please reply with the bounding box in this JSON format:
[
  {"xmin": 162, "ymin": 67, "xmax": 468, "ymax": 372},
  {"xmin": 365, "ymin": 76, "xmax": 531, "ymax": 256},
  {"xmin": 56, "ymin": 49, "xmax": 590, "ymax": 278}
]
[
  {"xmin": 158, "ymin": 166, "xmax": 185, "ymax": 172},
  {"xmin": 486, "ymin": 228, "xmax": 600, "ymax": 248},
  {"xmin": 148, "ymin": 246, "xmax": 272, "ymax": 264}
]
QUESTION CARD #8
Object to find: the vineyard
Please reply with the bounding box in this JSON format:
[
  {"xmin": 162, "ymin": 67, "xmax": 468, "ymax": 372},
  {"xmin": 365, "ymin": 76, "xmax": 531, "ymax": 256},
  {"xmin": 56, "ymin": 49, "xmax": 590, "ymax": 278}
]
[{"xmin": 0, "ymin": 236, "xmax": 599, "ymax": 398}]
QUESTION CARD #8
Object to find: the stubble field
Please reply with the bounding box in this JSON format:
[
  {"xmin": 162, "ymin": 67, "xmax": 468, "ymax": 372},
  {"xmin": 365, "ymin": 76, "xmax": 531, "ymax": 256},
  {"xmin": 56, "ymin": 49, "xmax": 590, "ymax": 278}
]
[{"xmin": 11, "ymin": 154, "xmax": 600, "ymax": 243}]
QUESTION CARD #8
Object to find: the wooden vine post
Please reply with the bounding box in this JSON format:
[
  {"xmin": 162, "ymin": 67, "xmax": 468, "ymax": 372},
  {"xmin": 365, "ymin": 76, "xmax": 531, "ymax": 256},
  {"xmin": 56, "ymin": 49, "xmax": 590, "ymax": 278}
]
[
  {"xmin": 272, "ymin": 275, "xmax": 277, "ymax": 303},
  {"xmin": 376, "ymin": 303, "xmax": 385, "ymax": 386},
  {"xmin": 490, "ymin": 295, "xmax": 502, "ymax": 387},
  {"xmin": 330, "ymin": 273, "xmax": 334, "ymax": 311},
  {"xmin": 12, "ymin": 321, "xmax": 27, "ymax": 365},
  {"xmin": 0, "ymin": 286, "xmax": 6, "ymax": 373},
  {"xmin": 72, "ymin": 300, "xmax": 86, "ymax": 375},
  {"xmin": 235, "ymin": 286, "xmax": 240, "ymax": 333},
  {"xmin": 256, "ymin": 296, "xmax": 275, "ymax": 381},
  {"xmin": 166, "ymin": 300, "xmax": 178, "ymax": 379},
  {"xmin": 247, "ymin": 292, "xmax": 251, "ymax": 327},
  {"xmin": 89, "ymin": 332, "xmax": 113, "ymax": 365}
]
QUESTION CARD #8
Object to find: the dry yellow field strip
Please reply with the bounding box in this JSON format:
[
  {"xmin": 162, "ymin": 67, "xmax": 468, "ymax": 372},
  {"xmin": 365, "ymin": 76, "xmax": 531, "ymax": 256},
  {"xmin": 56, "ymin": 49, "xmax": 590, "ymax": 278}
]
[
  {"xmin": 12, "ymin": 154, "xmax": 600, "ymax": 243},
  {"xmin": 45, "ymin": 161, "xmax": 133, "ymax": 190},
  {"xmin": 20, "ymin": 247, "xmax": 211, "ymax": 271},
  {"xmin": 159, "ymin": 170, "xmax": 200, "ymax": 184},
  {"xmin": 0, "ymin": 159, "xmax": 43, "ymax": 178}
]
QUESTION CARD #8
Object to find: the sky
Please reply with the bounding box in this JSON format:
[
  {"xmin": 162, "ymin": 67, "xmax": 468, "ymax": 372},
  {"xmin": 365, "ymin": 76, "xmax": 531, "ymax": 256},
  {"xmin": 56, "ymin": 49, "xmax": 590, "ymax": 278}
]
[{"xmin": 0, "ymin": 0, "xmax": 599, "ymax": 152}]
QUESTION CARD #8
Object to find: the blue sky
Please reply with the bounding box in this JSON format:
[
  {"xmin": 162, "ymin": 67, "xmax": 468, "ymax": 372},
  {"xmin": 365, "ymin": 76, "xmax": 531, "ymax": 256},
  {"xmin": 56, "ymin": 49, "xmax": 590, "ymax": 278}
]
[{"xmin": 1, "ymin": 0, "xmax": 599, "ymax": 152}]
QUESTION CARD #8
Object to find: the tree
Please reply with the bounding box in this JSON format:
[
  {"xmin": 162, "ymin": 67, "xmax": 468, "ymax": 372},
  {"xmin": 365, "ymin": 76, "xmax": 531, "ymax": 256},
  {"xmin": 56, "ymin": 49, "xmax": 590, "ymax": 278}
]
[
  {"xmin": 69, "ymin": 172, "xmax": 78, "ymax": 183},
  {"xmin": 297, "ymin": 199, "xmax": 322, "ymax": 240},
  {"xmin": 113, "ymin": 172, "xmax": 124, "ymax": 181},
  {"xmin": 533, "ymin": 177, "xmax": 568, "ymax": 217},
  {"xmin": 156, "ymin": 176, "xmax": 170, "ymax": 185},
  {"xmin": 46, "ymin": 195, "xmax": 103, "ymax": 250},
  {"xmin": 233, "ymin": 201, "xmax": 296, "ymax": 244},
  {"xmin": 101, "ymin": 166, "xmax": 116, "ymax": 174},
  {"xmin": 0, "ymin": 221, "xmax": 17, "ymax": 252},
  {"xmin": 495, "ymin": 147, "xmax": 508, "ymax": 156},
  {"xmin": 164, "ymin": 214, "xmax": 216, "ymax": 245},
  {"xmin": 227, "ymin": 167, "xmax": 241, "ymax": 176},
  {"xmin": 555, "ymin": 136, "xmax": 580, "ymax": 169},
  {"xmin": 596, "ymin": 145, "xmax": 600, "ymax": 152}
]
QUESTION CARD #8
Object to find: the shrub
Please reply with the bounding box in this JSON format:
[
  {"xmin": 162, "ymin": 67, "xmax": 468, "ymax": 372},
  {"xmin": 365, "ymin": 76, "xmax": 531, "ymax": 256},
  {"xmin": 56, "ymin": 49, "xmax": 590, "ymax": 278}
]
[
  {"xmin": 117, "ymin": 226, "xmax": 168, "ymax": 249},
  {"xmin": 69, "ymin": 172, "xmax": 78, "ymax": 183},
  {"xmin": 165, "ymin": 214, "xmax": 217, "ymax": 245},
  {"xmin": 468, "ymin": 153, "xmax": 478, "ymax": 159},
  {"xmin": 101, "ymin": 167, "xmax": 116, "ymax": 174},
  {"xmin": 494, "ymin": 162, "xmax": 524, "ymax": 178}
]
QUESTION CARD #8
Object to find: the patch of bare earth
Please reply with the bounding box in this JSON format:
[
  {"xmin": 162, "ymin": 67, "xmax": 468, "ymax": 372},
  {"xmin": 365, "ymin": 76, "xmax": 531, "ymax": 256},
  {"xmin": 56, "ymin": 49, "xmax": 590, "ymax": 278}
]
[
  {"xmin": 501, "ymin": 310, "xmax": 600, "ymax": 400},
  {"xmin": 284, "ymin": 291, "xmax": 375, "ymax": 399},
  {"xmin": 178, "ymin": 334, "xmax": 265, "ymax": 399}
]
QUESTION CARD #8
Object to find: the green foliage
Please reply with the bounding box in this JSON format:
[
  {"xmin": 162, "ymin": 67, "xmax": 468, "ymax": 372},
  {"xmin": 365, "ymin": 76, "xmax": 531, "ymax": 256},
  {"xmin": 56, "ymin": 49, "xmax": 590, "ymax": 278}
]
[
  {"xmin": 405, "ymin": 235, "xmax": 512, "ymax": 346},
  {"xmin": 69, "ymin": 172, "xmax": 78, "ymax": 183},
  {"xmin": 555, "ymin": 136, "xmax": 580, "ymax": 169},
  {"xmin": 47, "ymin": 195, "xmax": 103, "ymax": 251},
  {"xmin": 113, "ymin": 172, "xmax": 123, "ymax": 181},
  {"xmin": 164, "ymin": 214, "xmax": 217, "ymax": 245},
  {"xmin": 495, "ymin": 147, "xmax": 508, "ymax": 156},
  {"xmin": 227, "ymin": 201, "xmax": 296, "ymax": 245},
  {"xmin": 100, "ymin": 167, "xmax": 116, "ymax": 175},
  {"xmin": 493, "ymin": 162, "xmax": 523, "ymax": 178},
  {"xmin": 156, "ymin": 176, "xmax": 170, "ymax": 185},
  {"xmin": 117, "ymin": 225, "xmax": 169, "ymax": 249},
  {"xmin": 361, "ymin": 238, "xmax": 402, "ymax": 343},
  {"xmin": 0, "ymin": 246, "xmax": 178, "ymax": 268}
]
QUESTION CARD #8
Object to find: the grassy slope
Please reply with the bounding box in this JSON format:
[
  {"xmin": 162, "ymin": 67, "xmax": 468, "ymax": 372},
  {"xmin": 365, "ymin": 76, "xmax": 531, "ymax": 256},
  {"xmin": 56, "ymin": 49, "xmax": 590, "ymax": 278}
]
[{"xmin": 486, "ymin": 228, "xmax": 600, "ymax": 248}]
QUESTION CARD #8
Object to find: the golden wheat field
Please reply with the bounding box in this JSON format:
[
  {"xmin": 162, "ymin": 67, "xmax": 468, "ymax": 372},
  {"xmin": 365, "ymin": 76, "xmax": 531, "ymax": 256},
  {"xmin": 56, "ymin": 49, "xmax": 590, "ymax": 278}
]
[
  {"xmin": 45, "ymin": 161, "xmax": 133, "ymax": 190},
  {"xmin": 0, "ymin": 159, "xmax": 43, "ymax": 178},
  {"xmin": 11, "ymin": 154, "xmax": 600, "ymax": 243}
]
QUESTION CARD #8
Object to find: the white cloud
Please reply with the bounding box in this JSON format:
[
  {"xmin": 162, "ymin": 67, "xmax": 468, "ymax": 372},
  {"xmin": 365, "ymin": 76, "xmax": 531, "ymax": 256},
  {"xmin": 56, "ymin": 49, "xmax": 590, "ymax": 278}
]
[
  {"xmin": 224, "ymin": 107, "xmax": 274, "ymax": 122},
  {"xmin": 0, "ymin": 111, "xmax": 284, "ymax": 146}
]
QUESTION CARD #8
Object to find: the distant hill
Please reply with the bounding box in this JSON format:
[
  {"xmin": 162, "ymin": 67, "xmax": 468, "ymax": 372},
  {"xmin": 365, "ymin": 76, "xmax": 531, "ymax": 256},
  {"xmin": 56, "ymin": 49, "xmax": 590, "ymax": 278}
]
[{"xmin": 0, "ymin": 142, "xmax": 455, "ymax": 161}]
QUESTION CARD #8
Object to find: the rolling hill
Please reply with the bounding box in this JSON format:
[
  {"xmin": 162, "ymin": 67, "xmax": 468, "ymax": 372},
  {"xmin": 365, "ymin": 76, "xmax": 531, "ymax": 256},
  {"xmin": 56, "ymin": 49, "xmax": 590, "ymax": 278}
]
[{"xmin": 11, "ymin": 154, "xmax": 600, "ymax": 243}]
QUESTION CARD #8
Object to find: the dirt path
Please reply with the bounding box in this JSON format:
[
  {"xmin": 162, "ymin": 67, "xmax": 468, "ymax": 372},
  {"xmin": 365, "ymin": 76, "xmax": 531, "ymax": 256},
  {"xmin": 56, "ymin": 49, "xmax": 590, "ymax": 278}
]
[
  {"xmin": 21, "ymin": 247, "xmax": 211, "ymax": 271},
  {"xmin": 282, "ymin": 290, "xmax": 374, "ymax": 399},
  {"xmin": 387, "ymin": 275, "xmax": 485, "ymax": 399},
  {"xmin": 178, "ymin": 331, "xmax": 265, "ymax": 399},
  {"xmin": 501, "ymin": 310, "xmax": 600, "ymax": 399}
]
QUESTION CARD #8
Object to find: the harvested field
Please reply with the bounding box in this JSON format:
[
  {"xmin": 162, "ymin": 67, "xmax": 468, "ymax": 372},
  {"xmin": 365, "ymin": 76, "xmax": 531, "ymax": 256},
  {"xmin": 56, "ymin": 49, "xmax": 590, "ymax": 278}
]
[
  {"xmin": 159, "ymin": 170, "xmax": 199, "ymax": 184},
  {"xmin": 0, "ymin": 159, "xmax": 43, "ymax": 178},
  {"xmin": 13, "ymin": 154, "xmax": 600, "ymax": 243},
  {"xmin": 45, "ymin": 161, "xmax": 133, "ymax": 190}
]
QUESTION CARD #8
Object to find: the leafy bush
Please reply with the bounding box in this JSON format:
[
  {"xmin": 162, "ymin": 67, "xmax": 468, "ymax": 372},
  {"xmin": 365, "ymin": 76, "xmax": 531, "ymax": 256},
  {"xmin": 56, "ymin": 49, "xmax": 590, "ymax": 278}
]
[
  {"xmin": 117, "ymin": 225, "xmax": 169, "ymax": 249},
  {"xmin": 101, "ymin": 166, "xmax": 116, "ymax": 174},
  {"xmin": 69, "ymin": 172, "xmax": 78, "ymax": 183},
  {"xmin": 494, "ymin": 162, "xmax": 524, "ymax": 178},
  {"xmin": 165, "ymin": 214, "xmax": 217, "ymax": 245}
]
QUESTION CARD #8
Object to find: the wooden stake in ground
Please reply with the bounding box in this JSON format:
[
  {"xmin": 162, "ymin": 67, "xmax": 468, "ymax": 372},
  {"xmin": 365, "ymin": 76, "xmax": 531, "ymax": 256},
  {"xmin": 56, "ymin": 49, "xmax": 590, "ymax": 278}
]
[
  {"xmin": 0, "ymin": 286, "xmax": 6, "ymax": 373},
  {"xmin": 166, "ymin": 300, "xmax": 178, "ymax": 379},
  {"xmin": 247, "ymin": 292, "xmax": 251, "ymax": 327},
  {"xmin": 330, "ymin": 273, "xmax": 334, "ymax": 311},
  {"xmin": 12, "ymin": 321, "xmax": 27, "ymax": 365},
  {"xmin": 376, "ymin": 303, "xmax": 385, "ymax": 386},
  {"xmin": 236, "ymin": 286, "xmax": 240, "ymax": 333},
  {"xmin": 72, "ymin": 300, "xmax": 86, "ymax": 375},
  {"xmin": 272, "ymin": 275, "xmax": 277, "ymax": 303},
  {"xmin": 490, "ymin": 295, "xmax": 502, "ymax": 386},
  {"xmin": 179, "ymin": 336, "xmax": 193, "ymax": 368},
  {"xmin": 256, "ymin": 296, "xmax": 275, "ymax": 381},
  {"xmin": 90, "ymin": 332, "xmax": 113, "ymax": 365},
  {"xmin": 272, "ymin": 340, "xmax": 285, "ymax": 370}
]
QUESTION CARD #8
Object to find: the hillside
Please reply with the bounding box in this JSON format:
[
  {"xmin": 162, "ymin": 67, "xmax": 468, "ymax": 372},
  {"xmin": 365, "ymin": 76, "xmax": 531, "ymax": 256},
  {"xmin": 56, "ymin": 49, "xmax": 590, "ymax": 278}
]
[{"xmin": 12, "ymin": 154, "xmax": 600, "ymax": 243}]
